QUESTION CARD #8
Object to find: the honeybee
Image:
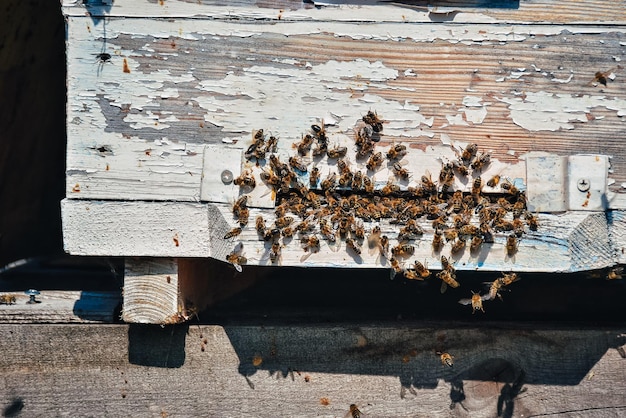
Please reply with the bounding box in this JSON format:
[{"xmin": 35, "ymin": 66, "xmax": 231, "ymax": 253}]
[
  {"xmin": 224, "ymin": 226, "xmax": 243, "ymax": 239},
  {"xmin": 346, "ymin": 238, "xmax": 362, "ymax": 255},
  {"xmin": 232, "ymin": 195, "xmax": 248, "ymax": 217},
  {"xmin": 312, "ymin": 142, "xmax": 328, "ymax": 157},
  {"xmin": 263, "ymin": 227, "xmax": 281, "ymax": 242},
  {"xmin": 368, "ymin": 226, "xmax": 389, "ymax": 260},
  {"xmin": 296, "ymin": 216, "xmax": 316, "ymax": 234},
  {"xmin": 320, "ymin": 172, "xmax": 337, "ymax": 191},
  {"xmin": 590, "ymin": 66, "xmax": 621, "ymax": 86},
  {"xmin": 450, "ymin": 238, "xmax": 467, "ymax": 255},
  {"xmin": 458, "ymin": 291, "xmax": 488, "ymax": 313},
  {"xmin": 471, "ymin": 176, "xmax": 483, "ymax": 199},
  {"xmin": 421, "ymin": 172, "xmax": 437, "ymax": 196},
  {"xmin": 234, "ymin": 169, "xmax": 256, "ymax": 190},
  {"xmin": 319, "ymin": 219, "xmax": 337, "ymax": 243},
  {"xmin": 281, "ymin": 226, "xmax": 294, "ymax": 238},
  {"xmin": 274, "ymin": 216, "xmax": 293, "ymax": 229},
  {"xmin": 470, "ymin": 152, "xmax": 491, "ymax": 172},
  {"xmin": 381, "ymin": 180, "xmax": 400, "ymax": 196},
  {"xmin": 309, "ymin": 166, "xmax": 321, "ymax": 188},
  {"xmin": 338, "ymin": 171, "xmax": 354, "ymax": 188},
  {"xmin": 512, "ymin": 219, "xmax": 525, "ymax": 237},
  {"xmin": 346, "ymin": 404, "xmax": 363, "ymax": 418},
  {"xmin": 0, "ymin": 294, "xmax": 16, "ymax": 305},
  {"xmin": 437, "ymin": 351, "xmax": 454, "ymax": 367},
  {"xmin": 443, "ymin": 228, "xmax": 458, "ymax": 242},
  {"xmin": 501, "ymin": 178, "xmax": 520, "ymax": 196},
  {"xmin": 327, "ymin": 146, "xmax": 348, "ymax": 159},
  {"xmin": 289, "ymin": 156, "xmax": 308, "ymax": 172},
  {"xmin": 392, "ymin": 244, "xmax": 415, "ymax": 258},
  {"xmin": 226, "ymin": 244, "xmax": 246, "ymax": 272},
  {"xmin": 366, "ymin": 152, "xmax": 384, "ymax": 171},
  {"xmin": 460, "ymin": 143, "xmax": 478, "ymax": 164},
  {"xmin": 363, "ymin": 175, "xmax": 375, "ymax": 193},
  {"xmin": 607, "ymin": 267, "xmax": 623, "ymax": 280},
  {"xmin": 432, "ymin": 228, "xmax": 444, "ymax": 254},
  {"xmin": 353, "ymin": 220, "xmax": 365, "ymax": 241},
  {"xmin": 451, "ymin": 160, "xmax": 469, "ymax": 176},
  {"xmin": 260, "ymin": 168, "xmax": 281, "ymax": 190},
  {"xmin": 470, "ymin": 235, "xmax": 483, "ymax": 255},
  {"xmin": 296, "ymin": 133, "xmax": 314, "ymax": 155},
  {"xmin": 437, "ymin": 270, "xmax": 460, "ymax": 293},
  {"xmin": 487, "ymin": 174, "xmax": 501, "ymax": 188},
  {"xmin": 387, "ymin": 143, "xmax": 407, "ymax": 161},
  {"xmin": 237, "ymin": 207, "xmax": 250, "ymax": 226},
  {"xmin": 392, "ymin": 162, "xmax": 410, "ymax": 181},
  {"xmin": 352, "ymin": 171, "xmax": 364, "ymax": 191},
  {"xmin": 485, "ymin": 277, "xmax": 504, "ymax": 301},
  {"xmin": 362, "ymin": 110, "xmax": 384, "ymax": 132},
  {"xmin": 301, "ymin": 234, "xmax": 321, "ymax": 253},
  {"xmin": 270, "ymin": 241, "xmax": 282, "ymax": 264},
  {"xmin": 389, "ymin": 256, "xmax": 403, "ymax": 276},
  {"xmin": 525, "ymin": 212, "xmax": 538, "ymax": 231},
  {"xmin": 414, "ymin": 260, "xmax": 431, "ymax": 279},
  {"xmin": 500, "ymin": 272, "xmax": 520, "ymax": 286},
  {"xmin": 505, "ymin": 233, "xmax": 518, "ymax": 258},
  {"xmin": 266, "ymin": 135, "xmax": 278, "ymax": 153}
]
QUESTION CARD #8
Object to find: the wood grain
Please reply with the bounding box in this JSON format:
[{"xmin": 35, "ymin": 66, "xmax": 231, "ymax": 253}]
[{"xmin": 0, "ymin": 323, "xmax": 624, "ymax": 417}]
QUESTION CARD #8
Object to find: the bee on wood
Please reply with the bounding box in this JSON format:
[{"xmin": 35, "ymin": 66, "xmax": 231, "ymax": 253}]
[
  {"xmin": 309, "ymin": 166, "xmax": 321, "ymax": 188},
  {"xmin": 234, "ymin": 169, "xmax": 256, "ymax": 190},
  {"xmin": 392, "ymin": 162, "xmax": 410, "ymax": 181},
  {"xmin": 450, "ymin": 238, "xmax": 467, "ymax": 255},
  {"xmin": 505, "ymin": 233, "xmax": 518, "ymax": 259},
  {"xmin": 320, "ymin": 172, "xmax": 337, "ymax": 191},
  {"xmin": 432, "ymin": 228, "xmax": 444, "ymax": 254},
  {"xmin": 346, "ymin": 238, "xmax": 362, "ymax": 255},
  {"xmin": 269, "ymin": 241, "xmax": 282, "ymax": 265},
  {"xmin": 296, "ymin": 216, "xmax": 316, "ymax": 234},
  {"xmin": 437, "ymin": 351, "xmax": 454, "ymax": 367},
  {"xmin": 443, "ymin": 228, "xmax": 458, "ymax": 243},
  {"xmin": 338, "ymin": 171, "xmax": 354, "ymax": 188},
  {"xmin": 337, "ymin": 216, "xmax": 354, "ymax": 238},
  {"xmin": 590, "ymin": 66, "xmax": 621, "ymax": 86},
  {"xmin": 300, "ymin": 234, "xmax": 320, "ymax": 255},
  {"xmin": 266, "ymin": 135, "xmax": 278, "ymax": 153},
  {"xmin": 470, "ymin": 152, "xmax": 491, "ymax": 172},
  {"xmin": 470, "ymin": 235, "xmax": 483, "ymax": 255},
  {"xmin": 471, "ymin": 176, "xmax": 483, "ymax": 200},
  {"xmin": 353, "ymin": 220, "xmax": 365, "ymax": 241},
  {"xmin": 237, "ymin": 207, "xmax": 249, "ymax": 226},
  {"xmin": 501, "ymin": 178, "xmax": 520, "ymax": 196},
  {"xmin": 281, "ymin": 226, "xmax": 294, "ymax": 238},
  {"xmin": 311, "ymin": 121, "xmax": 327, "ymax": 142},
  {"xmin": 274, "ymin": 216, "xmax": 294, "ymax": 229},
  {"xmin": 289, "ymin": 156, "xmax": 308, "ymax": 172},
  {"xmin": 487, "ymin": 174, "xmax": 501, "ymax": 188},
  {"xmin": 312, "ymin": 142, "xmax": 328, "ymax": 158},
  {"xmin": 451, "ymin": 160, "xmax": 469, "ymax": 176},
  {"xmin": 327, "ymin": 146, "xmax": 348, "ymax": 159},
  {"xmin": 363, "ymin": 175, "xmax": 375, "ymax": 194},
  {"xmin": 295, "ymin": 133, "xmax": 314, "ymax": 155},
  {"xmin": 512, "ymin": 219, "xmax": 525, "ymax": 237},
  {"xmin": 260, "ymin": 168, "xmax": 281, "ymax": 190},
  {"xmin": 387, "ymin": 143, "xmax": 407, "ymax": 161},
  {"xmin": 226, "ymin": 244, "xmax": 247, "ymax": 272},
  {"xmin": 414, "ymin": 260, "xmax": 431, "ymax": 279},
  {"xmin": 381, "ymin": 180, "xmax": 400, "ymax": 196},
  {"xmin": 366, "ymin": 152, "xmax": 384, "ymax": 171},
  {"xmin": 224, "ymin": 226, "xmax": 243, "ymax": 239},
  {"xmin": 232, "ymin": 195, "xmax": 248, "ymax": 217},
  {"xmin": 525, "ymin": 212, "xmax": 538, "ymax": 231},
  {"xmin": 607, "ymin": 267, "xmax": 623, "ymax": 280},
  {"xmin": 352, "ymin": 171, "xmax": 364, "ymax": 191},
  {"xmin": 347, "ymin": 404, "xmax": 363, "ymax": 418},
  {"xmin": 0, "ymin": 295, "xmax": 16, "ymax": 305},
  {"xmin": 269, "ymin": 155, "xmax": 289, "ymax": 177},
  {"xmin": 460, "ymin": 143, "xmax": 478, "ymax": 165},
  {"xmin": 319, "ymin": 219, "xmax": 337, "ymax": 244},
  {"xmin": 391, "ymin": 244, "xmax": 415, "ymax": 258},
  {"xmin": 368, "ymin": 226, "xmax": 389, "ymax": 261},
  {"xmin": 362, "ymin": 110, "xmax": 384, "ymax": 132},
  {"xmin": 263, "ymin": 227, "xmax": 281, "ymax": 243},
  {"xmin": 421, "ymin": 171, "xmax": 437, "ymax": 196},
  {"xmin": 458, "ymin": 291, "xmax": 488, "ymax": 313}
]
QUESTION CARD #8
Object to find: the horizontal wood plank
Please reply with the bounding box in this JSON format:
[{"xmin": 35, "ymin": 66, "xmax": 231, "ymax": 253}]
[{"xmin": 0, "ymin": 323, "xmax": 624, "ymax": 417}]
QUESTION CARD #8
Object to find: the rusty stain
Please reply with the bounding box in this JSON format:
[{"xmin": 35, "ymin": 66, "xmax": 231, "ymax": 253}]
[
  {"xmin": 173, "ymin": 234, "xmax": 180, "ymax": 247},
  {"xmin": 123, "ymin": 58, "xmax": 131, "ymax": 73},
  {"xmin": 587, "ymin": 191, "xmax": 591, "ymax": 198},
  {"xmin": 582, "ymin": 199, "xmax": 589, "ymax": 207},
  {"xmin": 145, "ymin": 149, "xmax": 152, "ymax": 156},
  {"xmin": 105, "ymin": 163, "xmax": 110, "ymax": 171},
  {"xmin": 304, "ymin": 375, "xmax": 311, "ymax": 382},
  {"xmin": 72, "ymin": 183, "xmax": 81, "ymax": 193},
  {"xmin": 320, "ymin": 397, "xmax": 330, "ymax": 406}
]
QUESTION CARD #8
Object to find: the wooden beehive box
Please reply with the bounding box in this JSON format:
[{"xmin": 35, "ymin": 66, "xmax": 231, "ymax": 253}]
[{"xmin": 61, "ymin": 0, "xmax": 626, "ymax": 324}]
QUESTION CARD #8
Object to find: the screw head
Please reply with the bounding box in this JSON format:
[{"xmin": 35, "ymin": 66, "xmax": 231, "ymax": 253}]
[
  {"xmin": 25, "ymin": 289, "xmax": 41, "ymax": 304},
  {"xmin": 221, "ymin": 170, "xmax": 234, "ymax": 184},
  {"xmin": 577, "ymin": 178, "xmax": 590, "ymax": 192}
]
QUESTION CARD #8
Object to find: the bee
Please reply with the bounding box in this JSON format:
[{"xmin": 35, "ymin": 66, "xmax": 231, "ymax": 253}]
[
  {"xmin": 450, "ymin": 238, "xmax": 467, "ymax": 255},
  {"xmin": 281, "ymin": 226, "xmax": 294, "ymax": 238},
  {"xmin": 296, "ymin": 217, "xmax": 316, "ymax": 234},
  {"xmin": 362, "ymin": 110, "xmax": 384, "ymax": 132},
  {"xmin": 471, "ymin": 176, "xmax": 482, "ymax": 199},
  {"xmin": 234, "ymin": 169, "xmax": 256, "ymax": 190},
  {"xmin": 392, "ymin": 244, "xmax": 415, "ymax": 258},
  {"xmin": 353, "ymin": 220, "xmax": 365, "ymax": 241},
  {"xmin": 487, "ymin": 174, "xmax": 501, "ymax": 188},
  {"xmin": 263, "ymin": 227, "xmax": 281, "ymax": 242},
  {"xmin": 237, "ymin": 207, "xmax": 249, "ymax": 226},
  {"xmin": 590, "ymin": 66, "xmax": 621, "ymax": 86},
  {"xmin": 458, "ymin": 291, "xmax": 488, "ymax": 313},
  {"xmin": 443, "ymin": 228, "xmax": 458, "ymax": 242},
  {"xmin": 224, "ymin": 226, "xmax": 243, "ymax": 239},
  {"xmin": 512, "ymin": 219, "xmax": 525, "ymax": 237},
  {"xmin": 352, "ymin": 171, "xmax": 364, "ymax": 191},
  {"xmin": 327, "ymin": 146, "xmax": 348, "ymax": 159},
  {"xmin": 458, "ymin": 224, "xmax": 479, "ymax": 237},
  {"xmin": 274, "ymin": 216, "xmax": 294, "ymax": 229},
  {"xmin": 432, "ymin": 228, "xmax": 444, "ymax": 254},
  {"xmin": 266, "ymin": 135, "xmax": 278, "ymax": 153},
  {"xmin": 485, "ymin": 277, "xmax": 504, "ymax": 301},
  {"xmin": 437, "ymin": 351, "xmax": 454, "ymax": 367},
  {"xmin": 421, "ymin": 172, "xmax": 437, "ymax": 196},
  {"xmin": 311, "ymin": 121, "xmax": 327, "ymax": 142},
  {"xmin": 363, "ymin": 175, "xmax": 375, "ymax": 194},
  {"xmin": 309, "ymin": 166, "xmax": 321, "ymax": 188},
  {"xmin": 470, "ymin": 235, "xmax": 483, "ymax": 255},
  {"xmin": 500, "ymin": 272, "xmax": 520, "ymax": 286},
  {"xmin": 368, "ymin": 226, "xmax": 389, "ymax": 260},
  {"xmin": 289, "ymin": 156, "xmax": 308, "ymax": 172},
  {"xmin": 0, "ymin": 294, "xmax": 16, "ymax": 305},
  {"xmin": 607, "ymin": 267, "xmax": 623, "ymax": 280},
  {"xmin": 501, "ymin": 178, "xmax": 520, "ymax": 196},
  {"xmin": 301, "ymin": 234, "xmax": 320, "ymax": 253},
  {"xmin": 268, "ymin": 241, "xmax": 282, "ymax": 265},
  {"xmin": 260, "ymin": 168, "xmax": 281, "ymax": 190},
  {"xmin": 245, "ymin": 130, "xmax": 266, "ymax": 159},
  {"xmin": 414, "ymin": 260, "xmax": 431, "ymax": 279},
  {"xmin": 381, "ymin": 180, "xmax": 400, "ymax": 196},
  {"xmin": 505, "ymin": 233, "xmax": 518, "ymax": 258},
  {"xmin": 366, "ymin": 152, "xmax": 384, "ymax": 171},
  {"xmin": 389, "ymin": 256, "xmax": 403, "ymax": 276},
  {"xmin": 296, "ymin": 133, "xmax": 314, "ymax": 155},
  {"xmin": 460, "ymin": 143, "xmax": 478, "ymax": 164},
  {"xmin": 232, "ymin": 195, "xmax": 248, "ymax": 217},
  {"xmin": 320, "ymin": 173, "xmax": 337, "ymax": 191},
  {"xmin": 319, "ymin": 219, "xmax": 337, "ymax": 243},
  {"xmin": 346, "ymin": 238, "xmax": 362, "ymax": 255},
  {"xmin": 451, "ymin": 160, "xmax": 469, "ymax": 176},
  {"xmin": 392, "ymin": 162, "xmax": 410, "ymax": 181},
  {"xmin": 470, "ymin": 152, "xmax": 491, "ymax": 172},
  {"xmin": 226, "ymin": 245, "xmax": 247, "ymax": 272},
  {"xmin": 347, "ymin": 404, "xmax": 363, "ymax": 418},
  {"xmin": 387, "ymin": 144, "xmax": 407, "ymax": 161},
  {"xmin": 437, "ymin": 270, "xmax": 460, "ymax": 293},
  {"xmin": 338, "ymin": 216, "xmax": 353, "ymax": 238},
  {"xmin": 338, "ymin": 171, "xmax": 354, "ymax": 188},
  {"xmin": 312, "ymin": 142, "xmax": 328, "ymax": 157},
  {"xmin": 525, "ymin": 212, "xmax": 538, "ymax": 231}
]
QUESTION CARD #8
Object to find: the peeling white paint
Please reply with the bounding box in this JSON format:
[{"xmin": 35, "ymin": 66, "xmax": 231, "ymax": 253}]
[{"xmin": 500, "ymin": 91, "xmax": 626, "ymax": 131}]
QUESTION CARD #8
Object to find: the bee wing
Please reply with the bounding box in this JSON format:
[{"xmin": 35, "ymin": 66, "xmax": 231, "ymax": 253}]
[
  {"xmin": 300, "ymin": 250, "xmax": 313, "ymax": 263},
  {"xmin": 440, "ymin": 281, "xmax": 448, "ymax": 294},
  {"xmin": 480, "ymin": 294, "xmax": 491, "ymax": 301},
  {"xmin": 232, "ymin": 262, "xmax": 243, "ymax": 273},
  {"xmin": 458, "ymin": 298, "xmax": 472, "ymax": 305}
]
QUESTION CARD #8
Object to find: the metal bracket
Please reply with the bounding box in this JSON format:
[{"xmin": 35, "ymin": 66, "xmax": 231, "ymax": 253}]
[{"xmin": 526, "ymin": 153, "xmax": 609, "ymax": 212}]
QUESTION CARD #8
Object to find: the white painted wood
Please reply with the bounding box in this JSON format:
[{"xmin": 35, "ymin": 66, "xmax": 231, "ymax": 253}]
[
  {"xmin": 525, "ymin": 154, "xmax": 568, "ymax": 212},
  {"xmin": 200, "ymin": 144, "xmax": 241, "ymax": 204},
  {"xmin": 568, "ymin": 155, "xmax": 609, "ymax": 211}
]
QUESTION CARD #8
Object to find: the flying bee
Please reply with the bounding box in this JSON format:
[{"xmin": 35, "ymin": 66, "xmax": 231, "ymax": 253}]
[
  {"xmin": 366, "ymin": 152, "xmax": 384, "ymax": 171},
  {"xmin": 414, "ymin": 260, "xmax": 431, "ymax": 279},
  {"xmin": 460, "ymin": 143, "xmax": 478, "ymax": 164},
  {"xmin": 607, "ymin": 267, "xmax": 623, "ymax": 280},
  {"xmin": 368, "ymin": 226, "xmax": 389, "ymax": 260},
  {"xmin": 363, "ymin": 175, "xmax": 375, "ymax": 193},
  {"xmin": 458, "ymin": 291, "xmax": 488, "ymax": 314},
  {"xmin": 226, "ymin": 244, "xmax": 246, "ymax": 272},
  {"xmin": 320, "ymin": 172, "xmax": 337, "ymax": 191},
  {"xmin": 309, "ymin": 166, "xmax": 321, "ymax": 188},
  {"xmin": 362, "ymin": 110, "xmax": 384, "ymax": 132},
  {"xmin": 437, "ymin": 270, "xmax": 460, "ymax": 293},
  {"xmin": 450, "ymin": 238, "xmax": 467, "ymax": 255},
  {"xmin": 289, "ymin": 156, "xmax": 308, "ymax": 172},
  {"xmin": 432, "ymin": 228, "xmax": 444, "ymax": 254},
  {"xmin": 525, "ymin": 212, "xmax": 539, "ymax": 231},
  {"xmin": 487, "ymin": 174, "xmax": 501, "ymax": 188},
  {"xmin": 224, "ymin": 226, "xmax": 243, "ymax": 239},
  {"xmin": 234, "ymin": 169, "xmax": 256, "ymax": 190},
  {"xmin": 274, "ymin": 216, "xmax": 294, "ymax": 229},
  {"xmin": 437, "ymin": 351, "xmax": 454, "ymax": 367},
  {"xmin": 485, "ymin": 277, "xmax": 504, "ymax": 301},
  {"xmin": 0, "ymin": 294, "xmax": 16, "ymax": 305},
  {"xmin": 470, "ymin": 152, "xmax": 491, "ymax": 172},
  {"xmin": 387, "ymin": 143, "xmax": 407, "ymax": 161},
  {"xmin": 505, "ymin": 233, "xmax": 518, "ymax": 258},
  {"xmin": 296, "ymin": 133, "xmax": 314, "ymax": 155},
  {"xmin": 500, "ymin": 272, "xmax": 520, "ymax": 286},
  {"xmin": 327, "ymin": 146, "xmax": 348, "ymax": 159},
  {"xmin": 392, "ymin": 244, "xmax": 415, "ymax": 258},
  {"xmin": 392, "ymin": 162, "xmax": 410, "ymax": 181},
  {"xmin": 346, "ymin": 238, "xmax": 362, "ymax": 255},
  {"xmin": 590, "ymin": 66, "xmax": 621, "ymax": 86}
]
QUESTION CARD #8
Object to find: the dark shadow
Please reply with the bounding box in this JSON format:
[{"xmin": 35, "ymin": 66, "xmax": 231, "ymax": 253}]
[
  {"xmin": 2, "ymin": 397, "xmax": 24, "ymax": 418},
  {"xmin": 301, "ymin": 0, "xmax": 519, "ymax": 10},
  {"xmin": 127, "ymin": 324, "xmax": 187, "ymax": 368}
]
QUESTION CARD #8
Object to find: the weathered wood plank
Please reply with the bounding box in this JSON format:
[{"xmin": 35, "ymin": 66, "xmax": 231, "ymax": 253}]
[
  {"xmin": 62, "ymin": 0, "xmax": 626, "ymax": 25},
  {"xmin": 0, "ymin": 323, "xmax": 624, "ymax": 417},
  {"xmin": 64, "ymin": 16, "xmax": 626, "ymax": 201}
]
